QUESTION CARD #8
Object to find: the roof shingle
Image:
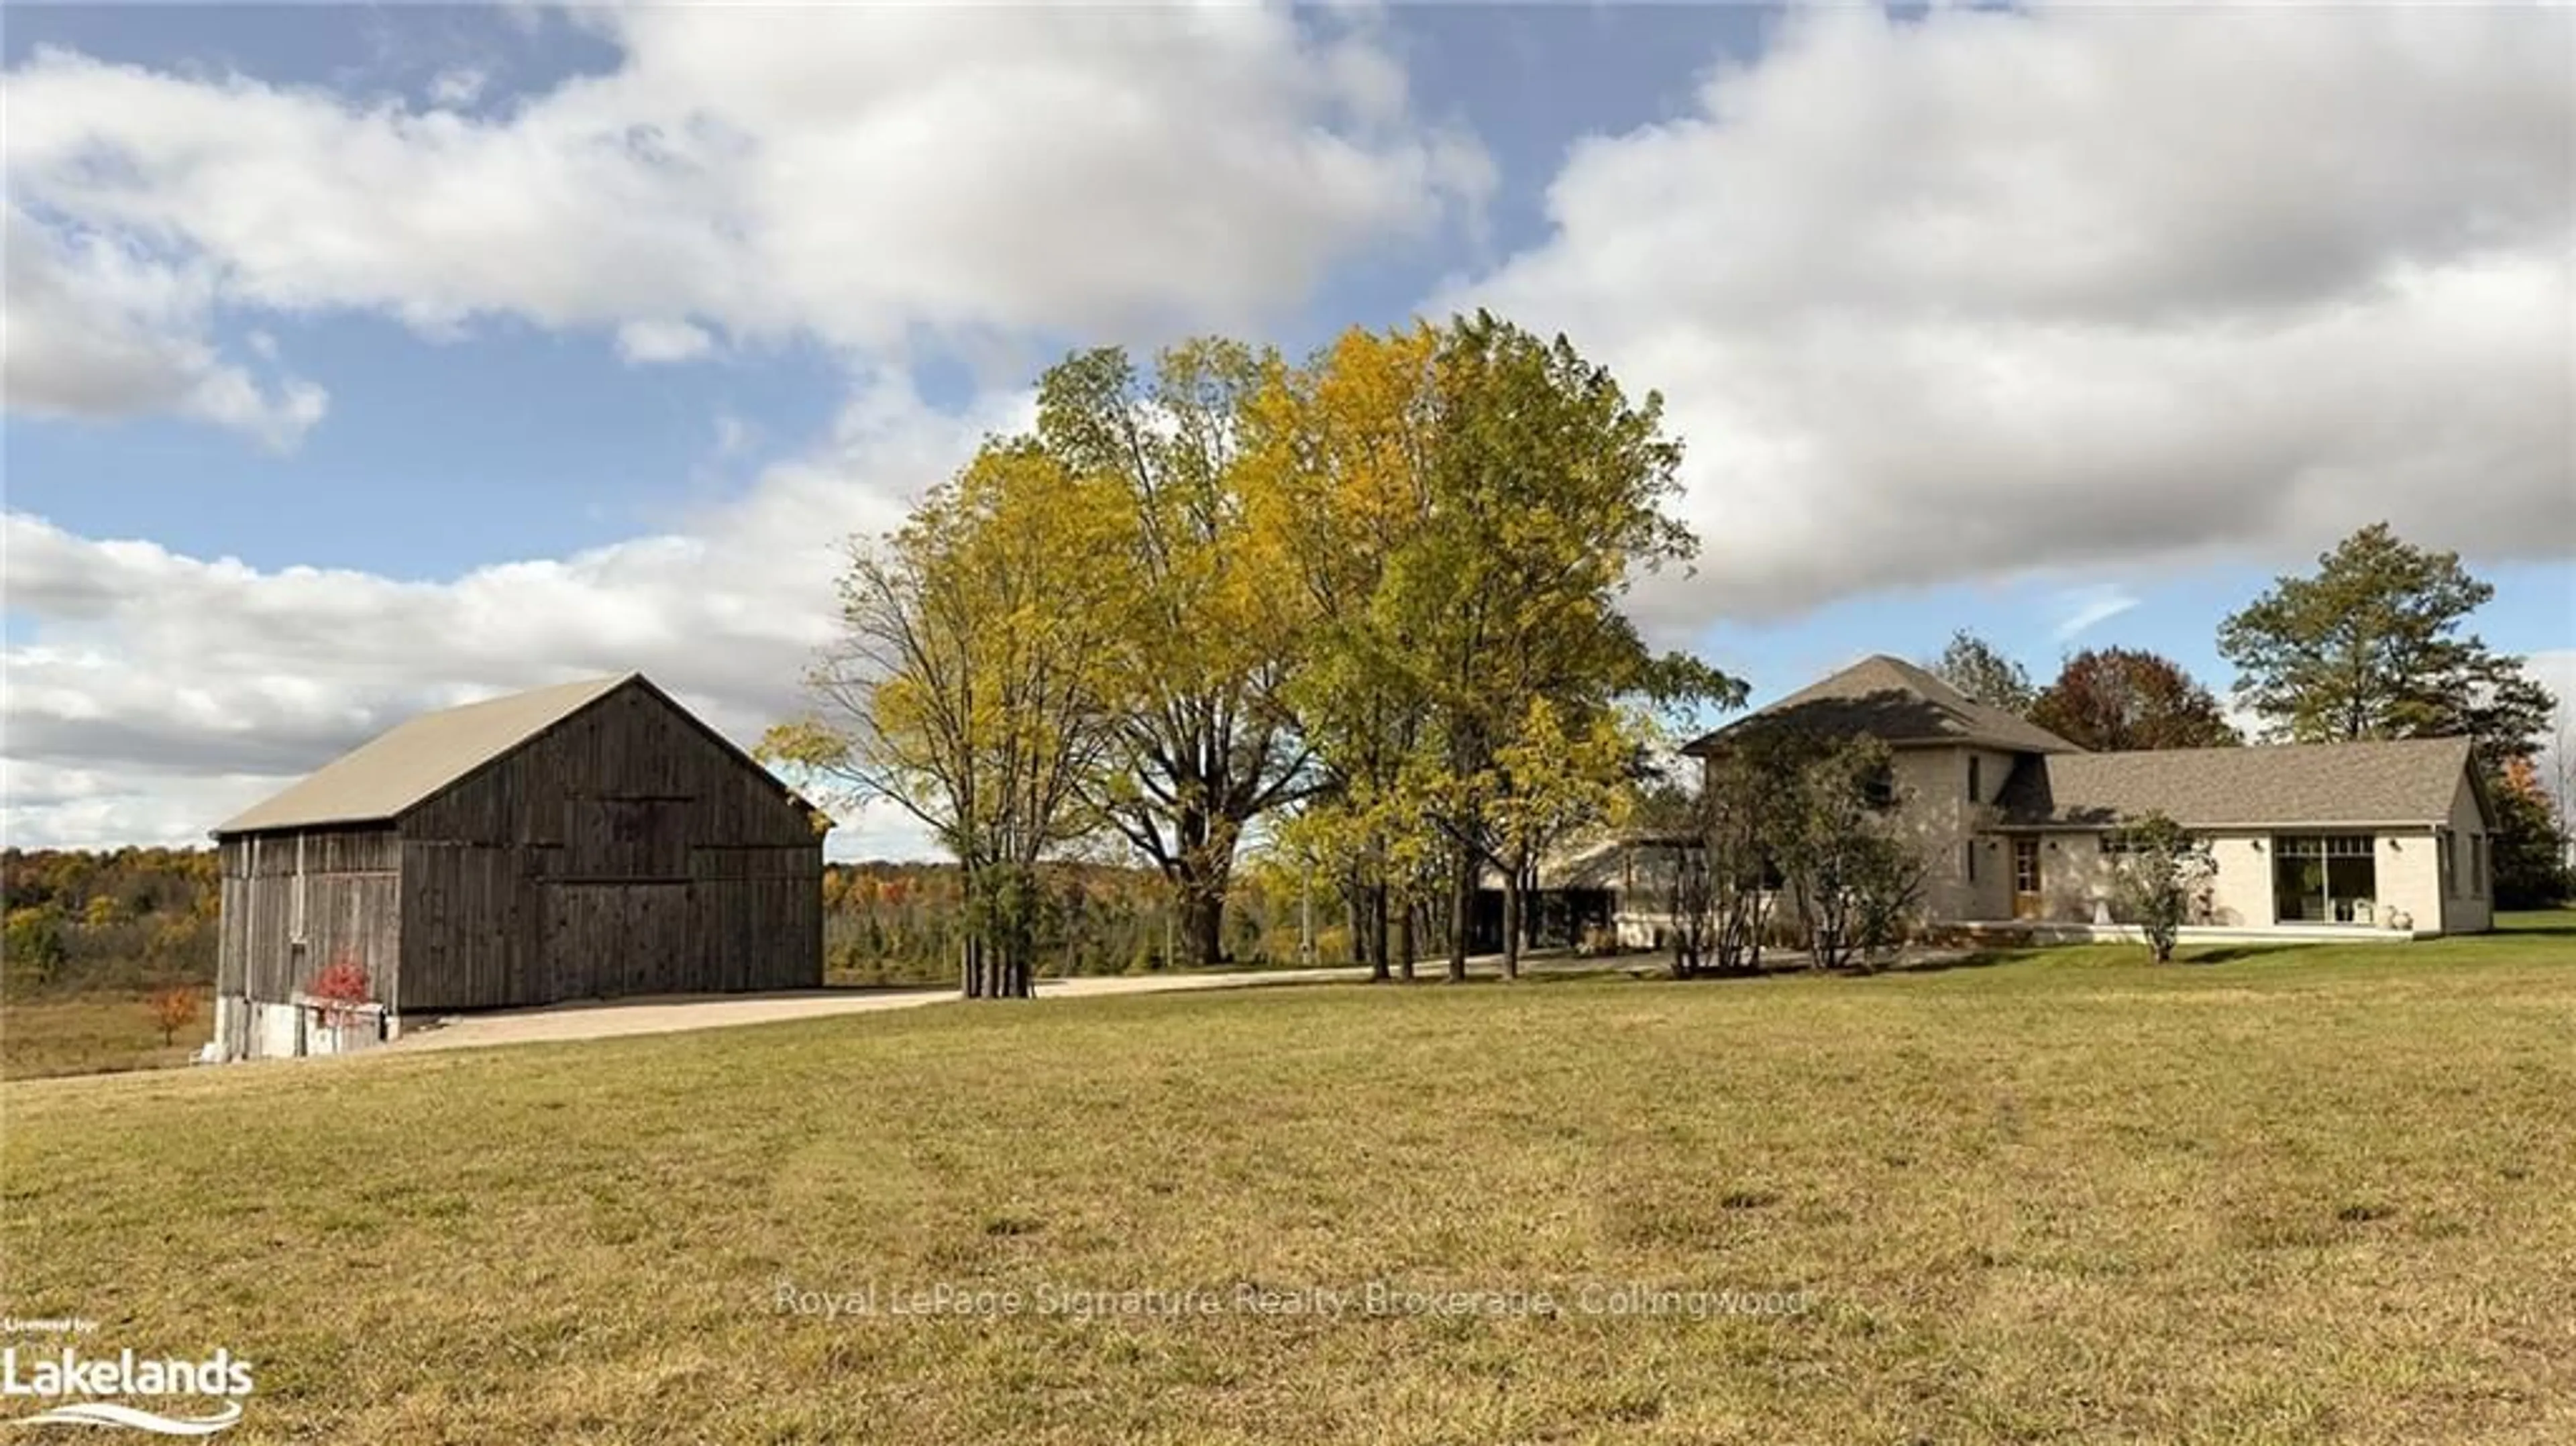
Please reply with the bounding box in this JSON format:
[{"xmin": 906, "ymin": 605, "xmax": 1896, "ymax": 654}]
[
  {"xmin": 1994, "ymin": 736, "xmax": 2478, "ymax": 828},
  {"xmin": 1683, "ymin": 654, "xmax": 2082, "ymax": 757}
]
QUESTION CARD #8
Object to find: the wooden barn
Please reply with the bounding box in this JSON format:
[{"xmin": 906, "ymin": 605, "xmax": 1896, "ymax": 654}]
[{"xmin": 211, "ymin": 674, "xmax": 824, "ymax": 1060}]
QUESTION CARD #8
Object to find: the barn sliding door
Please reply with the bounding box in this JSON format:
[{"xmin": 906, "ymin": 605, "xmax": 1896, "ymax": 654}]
[
  {"xmin": 539, "ymin": 795, "xmax": 696, "ymax": 1001},
  {"xmin": 541, "ymin": 881, "xmax": 692, "ymax": 1001}
]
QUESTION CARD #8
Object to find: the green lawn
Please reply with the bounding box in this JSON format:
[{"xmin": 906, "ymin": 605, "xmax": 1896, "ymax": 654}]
[{"xmin": 3, "ymin": 917, "xmax": 2571, "ymax": 1443}]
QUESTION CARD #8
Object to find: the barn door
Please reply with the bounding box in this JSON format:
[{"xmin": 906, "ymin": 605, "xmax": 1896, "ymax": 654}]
[
  {"xmin": 541, "ymin": 883, "xmax": 611, "ymax": 1002},
  {"xmin": 541, "ymin": 881, "xmax": 692, "ymax": 1002}
]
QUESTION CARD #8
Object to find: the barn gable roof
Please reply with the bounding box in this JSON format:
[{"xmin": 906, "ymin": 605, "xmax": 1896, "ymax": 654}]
[
  {"xmin": 213, "ymin": 674, "xmax": 824, "ymax": 837},
  {"xmin": 214, "ymin": 676, "xmax": 632, "ymax": 835},
  {"xmin": 1682, "ymin": 654, "xmax": 2083, "ymax": 757}
]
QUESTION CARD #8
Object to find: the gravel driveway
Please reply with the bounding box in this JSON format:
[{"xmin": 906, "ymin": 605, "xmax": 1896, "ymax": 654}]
[
  {"xmin": 386, "ymin": 964, "xmax": 1383, "ymax": 1052},
  {"xmin": 383, "ymin": 952, "xmax": 1678, "ymax": 1054}
]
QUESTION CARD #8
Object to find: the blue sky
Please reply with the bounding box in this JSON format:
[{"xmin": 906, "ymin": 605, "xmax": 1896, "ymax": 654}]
[{"xmin": 5, "ymin": 4, "xmax": 2570, "ymax": 854}]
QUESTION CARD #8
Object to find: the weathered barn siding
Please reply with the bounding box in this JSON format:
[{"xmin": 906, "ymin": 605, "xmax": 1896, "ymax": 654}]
[
  {"xmin": 215, "ymin": 827, "xmax": 403, "ymax": 1059},
  {"xmin": 394, "ymin": 682, "xmax": 820, "ymax": 1011},
  {"xmin": 216, "ymin": 828, "xmax": 403, "ymax": 1003}
]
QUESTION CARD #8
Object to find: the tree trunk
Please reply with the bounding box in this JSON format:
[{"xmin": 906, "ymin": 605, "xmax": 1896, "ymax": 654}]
[
  {"xmin": 1344, "ymin": 876, "xmax": 1373, "ymax": 978},
  {"xmin": 1520, "ymin": 856, "xmax": 1544, "ymax": 953},
  {"xmin": 1396, "ymin": 897, "xmax": 1416, "ymax": 983},
  {"xmin": 1500, "ymin": 843, "xmax": 1526, "ymax": 981},
  {"xmin": 1369, "ymin": 883, "xmax": 1391, "ymax": 982},
  {"xmin": 1180, "ymin": 887, "xmax": 1226, "ymax": 970},
  {"xmin": 1446, "ymin": 846, "xmax": 1473, "ymax": 983}
]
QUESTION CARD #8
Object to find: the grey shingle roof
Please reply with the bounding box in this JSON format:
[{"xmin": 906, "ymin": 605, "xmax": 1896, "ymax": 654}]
[
  {"xmin": 1994, "ymin": 736, "xmax": 2479, "ymax": 829},
  {"xmin": 1682, "ymin": 655, "xmax": 2082, "ymax": 757},
  {"xmin": 213, "ymin": 675, "xmax": 632, "ymax": 835}
]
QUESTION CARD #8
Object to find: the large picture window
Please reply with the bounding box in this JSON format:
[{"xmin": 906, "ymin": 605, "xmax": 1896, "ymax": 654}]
[{"xmin": 2273, "ymin": 834, "xmax": 2376, "ymax": 924}]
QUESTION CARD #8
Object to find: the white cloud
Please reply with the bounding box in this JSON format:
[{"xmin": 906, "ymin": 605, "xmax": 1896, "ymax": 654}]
[
  {"xmin": 2051, "ymin": 585, "xmax": 2141, "ymax": 643},
  {"xmin": 2, "ymin": 207, "xmax": 327, "ymax": 449},
  {"xmin": 1448, "ymin": 5, "xmax": 2575, "ymax": 632},
  {"xmin": 427, "ymin": 66, "xmax": 488, "ymax": 108},
  {"xmin": 616, "ymin": 319, "xmax": 715, "ymax": 365},
  {"xmin": 0, "ymin": 7, "xmax": 1494, "ymax": 851},
  {"xmin": 0, "ymin": 376, "xmax": 1026, "ymax": 854},
  {"xmin": 3, "ymin": 8, "xmax": 1489, "ymax": 438}
]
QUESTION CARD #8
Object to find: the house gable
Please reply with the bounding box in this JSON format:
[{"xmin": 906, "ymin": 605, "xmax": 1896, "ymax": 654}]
[{"xmin": 1683, "ymin": 655, "xmax": 2084, "ymax": 758}]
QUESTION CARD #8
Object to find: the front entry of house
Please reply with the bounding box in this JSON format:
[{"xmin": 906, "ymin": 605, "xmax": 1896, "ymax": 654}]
[{"xmin": 2012, "ymin": 837, "xmax": 2042, "ymax": 920}]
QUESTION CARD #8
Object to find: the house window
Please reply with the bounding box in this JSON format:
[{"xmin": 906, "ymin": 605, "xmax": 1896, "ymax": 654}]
[
  {"xmin": 2273, "ymin": 834, "xmax": 2377, "ymax": 924},
  {"xmin": 2471, "ymin": 835, "xmax": 2489, "ymax": 898},
  {"xmin": 1968, "ymin": 756, "xmax": 1982, "ymax": 803},
  {"xmin": 1862, "ymin": 766, "xmax": 1896, "ymax": 810},
  {"xmin": 2437, "ymin": 829, "xmax": 2455, "ymax": 896},
  {"xmin": 1965, "ymin": 840, "xmax": 1977, "ymax": 883}
]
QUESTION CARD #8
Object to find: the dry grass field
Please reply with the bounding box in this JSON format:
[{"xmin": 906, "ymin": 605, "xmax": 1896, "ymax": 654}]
[
  {"xmin": 0, "ymin": 987, "xmax": 212, "ymax": 1080},
  {"xmin": 3, "ymin": 916, "xmax": 2571, "ymax": 1443}
]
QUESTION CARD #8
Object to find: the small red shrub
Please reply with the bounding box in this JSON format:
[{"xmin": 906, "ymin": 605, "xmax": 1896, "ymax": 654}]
[
  {"xmin": 147, "ymin": 987, "xmax": 200, "ymax": 1046},
  {"xmin": 308, "ymin": 955, "xmax": 372, "ymax": 1029}
]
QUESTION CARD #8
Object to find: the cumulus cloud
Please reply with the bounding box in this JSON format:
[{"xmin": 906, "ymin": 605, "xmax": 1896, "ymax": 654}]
[
  {"xmin": 3, "ymin": 7, "xmax": 1489, "ymax": 437},
  {"xmin": 1447, "ymin": 5, "xmax": 2575, "ymax": 632},
  {"xmin": 1, "ymin": 376, "xmax": 1023, "ymax": 852},
  {"xmin": 1, "ymin": 6, "xmax": 1494, "ymax": 850},
  {"xmin": 3, "ymin": 207, "xmax": 327, "ymax": 449},
  {"xmin": 615, "ymin": 319, "xmax": 716, "ymax": 365}
]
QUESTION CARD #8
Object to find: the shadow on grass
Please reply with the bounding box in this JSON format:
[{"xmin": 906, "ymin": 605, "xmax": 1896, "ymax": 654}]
[
  {"xmin": 1880, "ymin": 950, "xmax": 2024, "ymax": 976},
  {"xmin": 2176, "ymin": 943, "xmax": 2313, "ymax": 964},
  {"xmin": 2491, "ymin": 908, "xmax": 2576, "ymax": 938}
]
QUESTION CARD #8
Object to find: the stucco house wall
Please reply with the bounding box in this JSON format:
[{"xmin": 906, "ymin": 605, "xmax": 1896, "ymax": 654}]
[
  {"xmin": 2022, "ymin": 834, "xmax": 2114, "ymax": 922},
  {"xmin": 2200, "ymin": 834, "xmax": 2271, "ymax": 927},
  {"xmin": 1970, "ymin": 822, "xmax": 2488, "ymax": 933},
  {"xmin": 1987, "ymin": 828, "xmax": 2455, "ymax": 931},
  {"xmin": 1890, "ymin": 746, "xmax": 1974, "ymax": 921},
  {"xmin": 2363, "ymin": 832, "xmax": 2431, "ymax": 932},
  {"xmin": 2439, "ymin": 776, "xmax": 2494, "ymax": 933}
]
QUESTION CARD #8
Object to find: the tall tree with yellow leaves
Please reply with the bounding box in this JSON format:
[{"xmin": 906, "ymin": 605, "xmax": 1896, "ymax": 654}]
[
  {"xmin": 1034, "ymin": 339, "xmax": 1320, "ymax": 968},
  {"xmin": 763, "ymin": 441, "xmax": 1130, "ymax": 998},
  {"xmin": 1244, "ymin": 324, "xmax": 1449, "ymax": 980}
]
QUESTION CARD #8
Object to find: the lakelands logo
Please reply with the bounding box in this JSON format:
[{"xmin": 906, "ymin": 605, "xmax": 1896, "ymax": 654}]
[{"xmin": 3, "ymin": 1347, "xmax": 254, "ymax": 1435}]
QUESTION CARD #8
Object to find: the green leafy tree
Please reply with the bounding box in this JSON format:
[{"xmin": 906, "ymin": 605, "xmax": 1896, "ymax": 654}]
[
  {"xmin": 2218, "ymin": 524, "xmax": 2555, "ymax": 769},
  {"xmin": 2492, "ymin": 759, "xmax": 2572, "ymax": 908},
  {"xmin": 2109, "ymin": 813, "xmax": 2216, "ymax": 962},
  {"xmin": 1487, "ymin": 698, "xmax": 1653, "ymax": 968},
  {"xmin": 1776, "ymin": 736, "xmax": 1926, "ymax": 970},
  {"xmin": 4, "ymin": 905, "xmax": 68, "ymax": 989},
  {"xmin": 2031, "ymin": 647, "xmax": 2240, "ymax": 751},
  {"xmin": 1248, "ymin": 317, "xmax": 1739, "ymax": 981},
  {"xmin": 1397, "ymin": 311, "xmax": 1740, "ymax": 980},
  {"xmin": 1930, "ymin": 630, "xmax": 2035, "ymax": 712}
]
